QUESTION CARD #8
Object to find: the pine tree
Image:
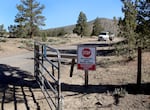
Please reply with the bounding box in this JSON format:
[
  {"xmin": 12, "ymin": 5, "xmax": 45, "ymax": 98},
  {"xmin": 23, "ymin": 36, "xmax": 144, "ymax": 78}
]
[
  {"xmin": 15, "ymin": 4, "xmax": 27, "ymax": 38},
  {"xmin": 119, "ymin": 0, "xmax": 138, "ymax": 59},
  {"xmin": 136, "ymin": 0, "xmax": 150, "ymax": 48},
  {"xmin": 15, "ymin": 0, "xmax": 45, "ymax": 38},
  {"xmin": 73, "ymin": 11, "xmax": 88, "ymax": 38},
  {"xmin": 91, "ymin": 17, "xmax": 103, "ymax": 36}
]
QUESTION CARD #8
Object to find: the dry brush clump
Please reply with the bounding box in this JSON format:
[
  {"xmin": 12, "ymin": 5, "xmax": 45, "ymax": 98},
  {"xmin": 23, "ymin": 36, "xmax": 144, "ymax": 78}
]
[
  {"xmin": 18, "ymin": 39, "xmax": 34, "ymax": 50},
  {"xmin": 0, "ymin": 38, "xmax": 7, "ymax": 43},
  {"xmin": 0, "ymin": 38, "xmax": 7, "ymax": 51}
]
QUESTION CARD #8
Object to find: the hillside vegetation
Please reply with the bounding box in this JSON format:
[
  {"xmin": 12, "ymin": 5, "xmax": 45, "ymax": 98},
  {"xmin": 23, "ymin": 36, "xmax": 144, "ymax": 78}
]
[{"xmin": 44, "ymin": 18, "xmax": 118, "ymax": 37}]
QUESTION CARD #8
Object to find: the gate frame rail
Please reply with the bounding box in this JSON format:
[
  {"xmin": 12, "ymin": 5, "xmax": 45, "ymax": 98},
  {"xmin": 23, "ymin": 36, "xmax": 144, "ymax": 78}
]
[{"xmin": 34, "ymin": 41, "xmax": 62, "ymax": 110}]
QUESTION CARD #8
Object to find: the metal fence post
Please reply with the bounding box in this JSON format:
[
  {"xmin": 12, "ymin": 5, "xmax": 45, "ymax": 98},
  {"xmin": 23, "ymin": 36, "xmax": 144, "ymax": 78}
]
[{"xmin": 34, "ymin": 43, "xmax": 40, "ymax": 78}]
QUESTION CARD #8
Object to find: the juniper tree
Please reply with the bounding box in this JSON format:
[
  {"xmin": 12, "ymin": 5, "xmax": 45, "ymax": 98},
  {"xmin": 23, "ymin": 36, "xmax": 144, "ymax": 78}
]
[
  {"xmin": 0, "ymin": 24, "xmax": 6, "ymax": 37},
  {"xmin": 73, "ymin": 11, "xmax": 88, "ymax": 38},
  {"xmin": 91, "ymin": 17, "xmax": 103, "ymax": 36}
]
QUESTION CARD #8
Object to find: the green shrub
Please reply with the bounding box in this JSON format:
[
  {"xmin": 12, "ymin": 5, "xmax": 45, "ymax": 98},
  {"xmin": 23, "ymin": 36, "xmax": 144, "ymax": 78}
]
[{"xmin": 113, "ymin": 88, "xmax": 127, "ymax": 98}]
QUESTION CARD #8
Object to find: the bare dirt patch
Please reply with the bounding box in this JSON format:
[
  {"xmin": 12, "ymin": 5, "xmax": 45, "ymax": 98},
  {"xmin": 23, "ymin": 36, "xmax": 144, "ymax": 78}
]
[{"xmin": 0, "ymin": 38, "xmax": 29, "ymax": 57}]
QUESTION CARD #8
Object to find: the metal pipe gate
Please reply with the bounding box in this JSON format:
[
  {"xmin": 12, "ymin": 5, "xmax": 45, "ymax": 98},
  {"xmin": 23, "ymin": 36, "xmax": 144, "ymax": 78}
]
[{"xmin": 34, "ymin": 42, "xmax": 62, "ymax": 110}]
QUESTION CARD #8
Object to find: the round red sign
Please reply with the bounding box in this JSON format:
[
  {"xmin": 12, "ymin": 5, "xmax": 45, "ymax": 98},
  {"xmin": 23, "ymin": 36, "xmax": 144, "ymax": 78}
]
[{"xmin": 82, "ymin": 48, "xmax": 91, "ymax": 57}]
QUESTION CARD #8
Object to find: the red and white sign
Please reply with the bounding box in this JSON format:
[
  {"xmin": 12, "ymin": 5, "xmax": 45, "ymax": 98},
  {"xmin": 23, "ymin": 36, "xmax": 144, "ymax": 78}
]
[
  {"xmin": 82, "ymin": 48, "xmax": 91, "ymax": 57},
  {"xmin": 77, "ymin": 46, "xmax": 96, "ymax": 70}
]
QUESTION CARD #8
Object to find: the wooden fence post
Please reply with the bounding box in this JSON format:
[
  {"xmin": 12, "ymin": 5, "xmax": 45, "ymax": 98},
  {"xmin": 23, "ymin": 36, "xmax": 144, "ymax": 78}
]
[
  {"xmin": 70, "ymin": 58, "xmax": 75, "ymax": 77},
  {"xmin": 137, "ymin": 47, "xmax": 142, "ymax": 86}
]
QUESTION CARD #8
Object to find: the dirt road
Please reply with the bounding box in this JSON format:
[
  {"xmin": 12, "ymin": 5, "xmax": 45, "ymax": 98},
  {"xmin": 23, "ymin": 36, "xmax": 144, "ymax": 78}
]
[{"xmin": 0, "ymin": 52, "xmax": 34, "ymax": 73}]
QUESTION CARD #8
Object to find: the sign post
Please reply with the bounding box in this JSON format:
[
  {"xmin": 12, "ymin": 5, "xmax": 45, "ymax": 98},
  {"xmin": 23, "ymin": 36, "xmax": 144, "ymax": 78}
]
[
  {"xmin": 77, "ymin": 45, "xmax": 96, "ymax": 86},
  {"xmin": 85, "ymin": 70, "xmax": 88, "ymax": 86}
]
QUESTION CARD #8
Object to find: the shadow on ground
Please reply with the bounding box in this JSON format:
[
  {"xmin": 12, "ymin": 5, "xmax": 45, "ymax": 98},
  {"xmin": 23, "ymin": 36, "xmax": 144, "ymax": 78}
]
[
  {"xmin": 0, "ymin": 64, "xmax": 149, "ymax": 110},
  {"xmin": 0, "ymin": 64, "xmax": 40, "ymax": 110},
  {"xmin": 61, "ymin": 83, "xmax": 150, "ymax": 95}
]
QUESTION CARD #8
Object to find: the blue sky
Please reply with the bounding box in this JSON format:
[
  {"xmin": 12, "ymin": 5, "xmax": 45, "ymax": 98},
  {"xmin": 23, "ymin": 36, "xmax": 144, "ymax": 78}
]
[{"xmin": 0, "ymin": 0, "xmax": 123, "ymax": 30}]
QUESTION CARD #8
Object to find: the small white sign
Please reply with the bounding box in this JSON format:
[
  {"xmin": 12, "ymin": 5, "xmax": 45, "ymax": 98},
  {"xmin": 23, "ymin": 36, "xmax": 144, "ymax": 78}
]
[
  {"xmin": 43, "ymin": 45, "xmax": 47, "ymax": 57},
  {"xmin": 77, "ymin": 46, "xmax": 96, "ymax": 70}
]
